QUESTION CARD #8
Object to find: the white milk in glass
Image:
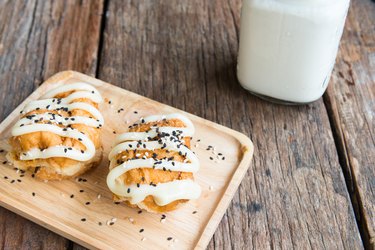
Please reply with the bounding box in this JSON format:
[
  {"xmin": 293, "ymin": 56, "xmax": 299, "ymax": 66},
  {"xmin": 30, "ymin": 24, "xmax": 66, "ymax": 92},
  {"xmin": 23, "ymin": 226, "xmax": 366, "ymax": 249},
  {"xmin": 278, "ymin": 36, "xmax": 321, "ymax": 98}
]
[{"xmin": 237, "ymin": 0, "xmax": 350, "ymax": 104}]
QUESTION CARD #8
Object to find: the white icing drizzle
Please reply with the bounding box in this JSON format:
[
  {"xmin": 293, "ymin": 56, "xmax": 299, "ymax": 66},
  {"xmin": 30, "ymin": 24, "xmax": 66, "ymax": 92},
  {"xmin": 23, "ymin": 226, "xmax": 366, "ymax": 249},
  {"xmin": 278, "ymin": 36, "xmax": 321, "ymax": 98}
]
[
  {"xmin": 107, "ymin": 113, "xmax": 201, "ymax": 206},
  {"xmin": 11, "ymin": 82, "xmax": 103, "ymax": 161}
]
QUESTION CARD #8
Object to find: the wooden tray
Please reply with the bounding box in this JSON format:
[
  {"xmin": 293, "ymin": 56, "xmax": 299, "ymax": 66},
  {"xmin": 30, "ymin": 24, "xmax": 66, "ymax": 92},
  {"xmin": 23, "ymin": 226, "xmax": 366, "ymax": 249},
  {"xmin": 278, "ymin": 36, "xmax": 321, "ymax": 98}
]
[{"xmin": 0, "ymin": 71, "xmax": 254, "ymax": 250}]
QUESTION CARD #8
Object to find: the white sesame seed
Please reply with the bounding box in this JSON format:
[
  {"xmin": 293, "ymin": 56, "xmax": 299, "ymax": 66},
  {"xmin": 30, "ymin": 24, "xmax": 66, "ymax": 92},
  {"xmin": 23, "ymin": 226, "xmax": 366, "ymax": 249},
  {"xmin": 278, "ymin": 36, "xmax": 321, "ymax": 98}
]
[
  {"xmin": 97, "ymin": 194, "xmax": 102, "ymax": 199},
  {"xmin": 141, "ymin": 237, "xmax": 146, "ymax": 241},
  {"xmin": 173, "ymin": 238, "xmax": 179, "ymax": 243},
  {"xmin": 209, "ymin": 185, "xmax": 214, "ymax": 191},
  {"xmin": 160, "ymin": 218, "xmax": 166, "ymax": 223},
  {"xmin": 128, "ymin": 217, "xmax": 134, "ymax": 223}
]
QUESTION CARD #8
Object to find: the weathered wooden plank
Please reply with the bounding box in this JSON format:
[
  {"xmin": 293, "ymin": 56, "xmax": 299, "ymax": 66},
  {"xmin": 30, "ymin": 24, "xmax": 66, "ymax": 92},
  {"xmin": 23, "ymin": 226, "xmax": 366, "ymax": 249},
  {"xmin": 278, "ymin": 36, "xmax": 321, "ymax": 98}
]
[
  {"xmin": 98, "ymin": 0, "xmax": 363, "ymax": 249},
  {"xmin": 324, "ymin": 0, "xmax": 375, "ymax": 248},
  {"xmin": 0, "ymin": 0, "xmax": 103, "ymax": 248}
]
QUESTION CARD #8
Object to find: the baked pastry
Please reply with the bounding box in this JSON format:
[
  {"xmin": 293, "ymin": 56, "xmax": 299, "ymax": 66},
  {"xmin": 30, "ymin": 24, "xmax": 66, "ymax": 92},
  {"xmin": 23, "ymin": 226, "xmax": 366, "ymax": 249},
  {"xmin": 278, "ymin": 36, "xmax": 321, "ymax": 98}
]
[
  {"xmin": 107, "ymin": 113, "xmax": 201, "ymax": 213},
  {"xmin": 6, "ymin": 82, "xmax": 104, "ymax": 180}
]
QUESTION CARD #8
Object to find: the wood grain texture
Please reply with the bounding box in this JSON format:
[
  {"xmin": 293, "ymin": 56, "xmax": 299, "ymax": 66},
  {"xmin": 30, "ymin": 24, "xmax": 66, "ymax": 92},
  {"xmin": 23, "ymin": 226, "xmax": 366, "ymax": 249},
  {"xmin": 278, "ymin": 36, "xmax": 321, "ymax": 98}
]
[
  {"xmin": 98, "ymin": 0, "xmax": 363, "ymax": 249},
  {"xmin": 324, "ymin": 0, "xmax": 375, "ymax": 248},
  {"xmin": 0, "ymin": 0, "xmax": 104, "ymax": 249}
]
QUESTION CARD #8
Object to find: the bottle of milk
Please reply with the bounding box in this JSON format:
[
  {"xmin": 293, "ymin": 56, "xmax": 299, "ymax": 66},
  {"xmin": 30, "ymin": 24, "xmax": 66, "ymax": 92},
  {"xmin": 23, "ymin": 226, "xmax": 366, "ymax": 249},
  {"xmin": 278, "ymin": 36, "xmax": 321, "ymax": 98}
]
[{"xmin": 237, "ymin": 0, "xmax": 350, "ymax": 104}]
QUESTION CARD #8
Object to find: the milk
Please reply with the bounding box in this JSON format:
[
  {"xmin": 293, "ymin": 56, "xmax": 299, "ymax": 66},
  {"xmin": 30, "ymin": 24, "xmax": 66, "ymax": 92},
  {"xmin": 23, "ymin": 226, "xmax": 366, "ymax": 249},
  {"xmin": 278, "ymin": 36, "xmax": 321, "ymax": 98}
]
[{"xmin": 237, "ymin": 0, "xmax": 350, "ymax": 103}]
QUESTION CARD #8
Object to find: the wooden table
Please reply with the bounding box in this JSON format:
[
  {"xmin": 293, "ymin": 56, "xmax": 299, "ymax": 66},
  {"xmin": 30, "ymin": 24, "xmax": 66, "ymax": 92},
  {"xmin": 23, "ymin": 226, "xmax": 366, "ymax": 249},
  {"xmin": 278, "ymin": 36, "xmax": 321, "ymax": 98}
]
[{"xmin": 0, "ymin": 0, "xmax": 373, "ymax": 249}]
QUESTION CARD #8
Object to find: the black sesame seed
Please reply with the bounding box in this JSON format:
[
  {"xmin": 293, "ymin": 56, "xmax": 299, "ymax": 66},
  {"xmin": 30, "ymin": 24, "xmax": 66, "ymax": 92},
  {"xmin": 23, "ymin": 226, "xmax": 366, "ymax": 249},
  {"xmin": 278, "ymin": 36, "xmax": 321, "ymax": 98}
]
[
  {"xmin": 32, "ymin": 192, "xmax": 36, "ymax": 196},
  {"xmin": 70, "ymin": 194, "xmax": 74, "ymax": 198},
  {"xmin": 4, "ymin": 176, "xmax": 8, "ymax": 179},
  {"xmin": 209, "ymin": 157, "xmax": 213, "ymax": 160},
  {"xmin": 81, "ymin": 150, "xmax": 84, "ymax": 154},
  {"xmin": 109, "ymin": 222, "xmax": 114, "ymax": 226},
  {"xmin": 127, "ymin": 188, "xmax": 131, "ymax": 193},
  {"xmin": 133, "ymin": 111, "xmax": 138, "ymax": 114},
  {"xmin": 167, "ymin": 237, "xmax": 173, "ymax": 241},
  {"xmin": 2, "ymin": 161, "xmax": 7, "ymax": 164},
  {"xmin": 17, "ymin": 179, "xmax": 21, "ymax": 182},
  {"xmin": 81, "ymin": 218, "xmax": 86, "ymax": 222},
  {"xmin": 0, "ymin": 149, "xmax": 4, "ymax": 153},
  {"xmin": 222, "ymin": 157, "xmax": 225, "ymax": 160},
  {"xmin": 85, "ymin": 202, "xmax": 90, "ymax": 205},
  {"xmin": 78, "ymin": 138, "xmax": 82, "ymax": 141},
  {"xmin": 114, "ymin": 202, "xmax": 121, "ymax": 205},
  {"xmin": 192, "ymin": 211, "xmax": 197, "ymax": 214},
  {"xmin": 138, "ymin": 210, "xmax": 142, "ymax": 214},
  {"xmin": 80, "ymin": 190, "xmax": 84, "ymax": 193},
  {"xmin": 139, "ymin": 229, "xmax": 144, "ymax": 233},
  {"xmin": 98, "ymin": 222, "xmax": 102, "ymax": 226},
  {"xmin": 10, "ymin": 180, "xmax": 15, "ymax": 183}
]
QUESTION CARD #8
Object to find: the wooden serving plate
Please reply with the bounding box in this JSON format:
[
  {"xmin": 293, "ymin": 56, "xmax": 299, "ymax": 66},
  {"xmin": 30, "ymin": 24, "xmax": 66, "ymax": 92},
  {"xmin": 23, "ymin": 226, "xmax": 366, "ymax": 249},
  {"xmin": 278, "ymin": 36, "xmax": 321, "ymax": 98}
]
[{"xmin": 0, "ymin": 71, "xmax": 253, "ymax": 250}]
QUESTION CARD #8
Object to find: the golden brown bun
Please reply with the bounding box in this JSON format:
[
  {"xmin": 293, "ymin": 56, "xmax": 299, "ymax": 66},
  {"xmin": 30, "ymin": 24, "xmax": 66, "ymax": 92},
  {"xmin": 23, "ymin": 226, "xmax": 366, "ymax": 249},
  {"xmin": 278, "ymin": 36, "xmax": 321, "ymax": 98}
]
[
  {"xmin": 6, "ymin": 147, "xmax": 102, "ymax": 180},
  {"xmin": 113, "ymin": 119, "xmax": 194, "ymax": 213},
  {"xmin": 7, "ymin": 90, "xmax": 103, "ymax": 180}
]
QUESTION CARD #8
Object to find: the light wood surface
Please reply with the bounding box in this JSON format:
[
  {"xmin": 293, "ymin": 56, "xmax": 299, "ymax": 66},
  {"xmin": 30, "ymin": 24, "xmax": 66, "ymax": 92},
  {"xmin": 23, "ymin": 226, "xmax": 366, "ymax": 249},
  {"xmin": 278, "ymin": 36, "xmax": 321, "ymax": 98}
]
[
  {"xmin": 0, "ymin": 71, "xmax": 254, "ymax": 250},
  {"xmin": 0, "ymin": 0, "xmax": 373, "ymax": 249}
]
